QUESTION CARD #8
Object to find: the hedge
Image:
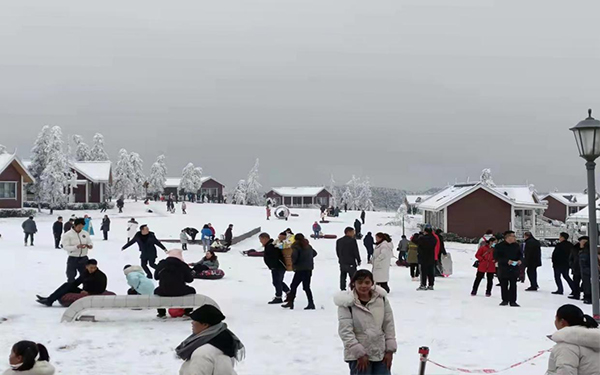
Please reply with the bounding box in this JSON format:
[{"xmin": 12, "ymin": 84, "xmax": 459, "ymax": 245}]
[
  {"xmin": 24, "ymin": 202, "xmax": 115, "ymax": 211},
  {"xmin": 0, "ymin": 209, "xmax": 37, "ymax": 218}
]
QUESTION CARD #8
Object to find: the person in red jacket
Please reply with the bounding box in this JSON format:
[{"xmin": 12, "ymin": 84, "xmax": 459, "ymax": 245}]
[
  {"xmin": 471, "ymin": 237, "xmax": 497, "ymax": 297},
  {"xmin": 208, "ymin": 223, "xmax": 216, "ymax": 240}
]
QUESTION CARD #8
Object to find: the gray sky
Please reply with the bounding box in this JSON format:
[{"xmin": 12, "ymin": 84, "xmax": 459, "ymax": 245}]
[{"xmin": 1, "ymin": 0, "xmax": 599, "ymax": 192}]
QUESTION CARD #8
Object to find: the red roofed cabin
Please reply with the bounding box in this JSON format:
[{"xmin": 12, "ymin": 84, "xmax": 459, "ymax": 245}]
[
  {"xmin": 0, "ymin": 153, "xmax": 35, "ymax": 209},
  {"xmin": 265, "ymin": 187, "xmax": 332, "ymax": 208}
]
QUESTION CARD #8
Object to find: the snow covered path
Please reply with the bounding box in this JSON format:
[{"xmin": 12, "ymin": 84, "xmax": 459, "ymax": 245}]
[{"xmin": 0, "ymin": 202, "xmax": 585, "ymax": 374}]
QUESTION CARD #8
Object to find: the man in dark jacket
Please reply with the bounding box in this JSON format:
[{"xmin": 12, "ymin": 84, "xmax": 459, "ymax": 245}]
[
  {"xmin": 36, "ymin": 259, "xmax": 107, "ymax": 306},
  {"xmin": 575, "ymin": 236, "xmax": 593, "ymax": 304},
  {"xmin": 552, "ymin": 232, "xmax": 574, "ymax": 295},
  {"xmin": 122, "ymin": 224, "xmax": 167, "ymax": 278},
  {"xmin": 494, "ymin": 230, "xmax": 523, "ymax": 306},
  {"xmin": 63, "ymin": 218, "xmax": 74, "ymax": 233},
  {"xmin": 336, "ymin": 227, "xmax": 361, "ymax": 291},
  {"xmin": 154, "ymin": 250, "xmax": 195, "ymax": 317},
  {"xmin": 363, "ymin": 232, "xmax": 375, "ymax": 264},
  {"xmin": 417, "ymin": 227, "xmax": 437, "ymax": 290},
  {"xmin": 100, "ymin": 215, "xmax": 110, "ymax": 241},
  {"xmin": 184, "ymin": 227, "xmax": 199, "ymax": 241},
  {"xmin": 360, "ymin": 210, "xmax": 366, "ymax": 224},
  {"xmin": 569, "ymin": 238, "xmax": 584, "ymax": 300},
  {"xmin": 354, "ymin": 219, "xmax": 362, "ymax": 239},
  {"xmin": 260, "ymin": 233, "xmax": 289, "ymax": 304},
  {"xmin": 224, "ymin": 224, "xmax": 233, "ymax": 247},
  {"xmin": 52, "ymin": 216, "xmax": 63, "ymax": 249},
  {"xmin": 116, "ymin": 197, "xmax": 124, "ymax": 213},
  {"xmin": 523, "ymin": 232, "xmax": 542, "ymax": 291},
  {"xmin": 21, "ymin": 216, "xmax": 37, "ymax": 246}
]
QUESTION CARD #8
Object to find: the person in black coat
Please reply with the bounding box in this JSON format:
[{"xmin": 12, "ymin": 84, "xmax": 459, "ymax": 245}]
[
  {"xmin": 574, "ymin": 236, "xmax": 593, "ymax": 304},
  {"xmin": 63, "ymin": 218, "xmax": 74, "ymax": 233},
  {"xmin": 336, "ymin": 227, "xmax": 361, "ymax": 291},
  {"xmin": 121, "ymin": 225, "xmax": 167, "ymax": 278},
  {"xmin": 224, "ymin": 224, "xmax": 233, "ymax": 247},
  {"xmin": 417, "ymin": 227, "xmax": 437, "ymax": 290},
  {"xmin": 100, "ymin": 215, "xmax": 110, "ymax": 241},
  {"xmin": 116, "ymin": 197, "xmax": 124, "ymax": 213},
  {"xmin": 363, "ymin": 232, "xmax": 375, "ymax": 264},
  {"xmin": 36, "ymin": 259, "xmax": 107, "ymax": 306},
  {"xmin": 552, "ymin": 232, "xmax": 575, "ymax": 295},
  {"xmin": 523, "ymin": 232, "xmax": 542, "ymax": 291},
  {"xmin": 52, "ymin": 217, "xmax": 63, "ymax": 249},
  {"xmin": 360, "ymin": 210, "xmax": 366, "ymax": 224},
  {"xmin": 494, "ymin": 230, "xmax": 523, "ymax": 306},
  {"xmin": 353, "ymin": 219, "xmax": 362, "ymax": 239},
  {"xmin": 282, "ymin": 233, "xmax": 317, "ymax": 310},
  {"xmin": 154, "ymin": 249, "xmax": 195, "ymax": 317},
  {"xmin": 260, "ymin": 233, "xmax": 290, "ymax": 304},
  {"xmin": 184, "ymin": 227, "xmax": 199, "ymax": 242},
  {"xmin": 569, "ymin": 238, "xmax": 584, "ymax": 300}
]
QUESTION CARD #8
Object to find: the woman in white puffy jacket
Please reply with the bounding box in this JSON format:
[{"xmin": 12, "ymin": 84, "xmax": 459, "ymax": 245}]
[
  {"xmin": 547, "ymin": 304, "xmax": 600, "ymax": 375},
  {"xmin": 334, "ymin": 269, "xmax": 397, "ymax": 375},
  {"xmin": 372, "ymin": 233, "xmax": 393, "ymax": 293},
  {"xmin": 3, "ymin": 341, "xmax": 54, "ymax": 375}
]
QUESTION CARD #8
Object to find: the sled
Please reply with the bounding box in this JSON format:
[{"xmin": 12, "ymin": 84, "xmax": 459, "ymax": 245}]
[
  {"xmin": 193, "ymin": 269, "xmax": 225, "ymax": 280},
  {"xmin": 210, "ymin": 247, "xmax": 231, "ymax": 253},
  {"xmin": 241, "ymin": 249, "xmax": 264, "ymax": 257},
  {"xmin": 396, "ymin": 259, "xmax": 409, "ymax": 267},
  {"xmin": 310, "ymin": 234, "xmax": 338, "ymax": 239},
  {"xmin": 168, "ymin": 308, "xmax": 186, "ymax": 318},
  {"xmin": 441, "ymin": 253, "xmax": 453, "ymax": 276},
  {"xmin": 319, "ymin": 220, "xmax": 330, "ymax": 224},
  {"xmin": 290, "ymin": 213, "xmax": 299, "ymax": 217},
  {"xmin": 59, "ymin": 291, "xmax": 116, "ymax": 307}
]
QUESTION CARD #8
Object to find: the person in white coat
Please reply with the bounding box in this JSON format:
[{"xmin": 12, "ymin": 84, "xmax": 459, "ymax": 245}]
[
  {"xmin": 3, "ymin": 341, "xmax": 55, "ymax": 375},
  {"xmin": 372, "ymin": 233, "xmax": 393, "ymax": 293},
  {"xmin": 177, "ymin": 305, "xmax": 245, "ymax": 375},
  {"xmin": 127, "ymin": 218, "xmax": 139, "ymax": 242},
  {"xmin": 61, "ymin": 218, "xmax": 94, "ymax": 283},
  {"xmin": 547, "ymin": 304, "xmax": 600, "ymax": 375},
  {"xmin": 334, "ymin": 269, "xmax": 397, "ymax": 375}
]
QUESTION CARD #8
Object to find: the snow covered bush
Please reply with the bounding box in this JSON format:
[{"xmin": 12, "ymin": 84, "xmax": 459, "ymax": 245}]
[
  {"xmin": 24, "ymin": 201, "xmax": 115, "ymax": 211},
  {"xmin": 0, "ymin": 209, "xmax": 37, "ymax": 218}
]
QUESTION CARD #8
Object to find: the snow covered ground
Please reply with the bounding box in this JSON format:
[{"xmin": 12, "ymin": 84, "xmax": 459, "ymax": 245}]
[{"xmin": 0, "ymin": 202, "xmax": 588, "ymax": 374}]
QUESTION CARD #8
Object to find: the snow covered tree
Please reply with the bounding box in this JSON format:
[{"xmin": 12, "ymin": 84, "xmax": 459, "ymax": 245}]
[
  {"xmin": 180, "ymin": 163, "xmax": 203, "ymax": 200},
  {"xmin": 148, "ymin": 155, "xmax": 168, "ymax": 197},
  {"xmin": 357, "ymin": 177, "xmax": 375, "ymax": 211},
  {"xmin": 480, "ymin": 168, "xmax": 495, "ymax": 187},
  {"xmin": 72, "ymin": 135, "xmax": 92, "ymax": 162},
  {"xmin": 329, "ymin": 174, "xmax": 338, "ymax": 208},
  {"xmin": 245, "ymin": 158, "xmax": 262, "ymax": 206},
  {"xmin": 233, "ymin": 179, "xmax": 247, "ymax": 205},
  {"xmin": 341, "ymin": 186, "xmax": 353, "ymax": 210},
  {"xmin": 346, "ymin": 175, "xmax": 362, "ymax": 210},
  {"xmin": 91, "ymin": 133, "xmax": 110, "ymax": 161},
  {"xmin": 39, "ymin": 126, "xmax": 69, "ymax": 211},
  {"xmin": 112, "ymin": 149, "xmax": 134, "ymax": 199},
  {"xmin": 0, "ymin": 144, "xmax": 7, "ymax": 154},
  {"xmin": 129, "ymin": 152, "xmax": 145, "ymax": 200},
  {"xmin": 29, "ymin": 126, "xmax": 52, "ymax": 205}
]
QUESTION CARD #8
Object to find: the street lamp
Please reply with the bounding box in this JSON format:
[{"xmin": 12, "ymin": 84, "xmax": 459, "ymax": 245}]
[{"xmin": 570, "ymin": 109, "xmax": 600, "ymax": 321}]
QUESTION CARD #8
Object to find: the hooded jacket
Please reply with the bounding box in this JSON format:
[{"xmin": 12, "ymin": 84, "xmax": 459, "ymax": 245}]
[
  {"xmin": 372, "ymin": 240, "xmax": 393, "ymax": 282},
  {"xmin": 2, "ymin": 361, "xmax": 55, "ymax": 375},
  {"xmin": 334, "ymin": 286, "xmax": 397, "ymax": 362},
  {"xmin": 124, "ymin": 265, "xmax": 155, "ymax": 295},
  {"xmin": 62, "ymin": 229, "xmax": 93, "ymax": 258},
  {"xmin": 179, "ymin": 342, "xmax": 237, "ymax": 375},
  {"xmin": 475, "ymin": 245, "xmax": 496, "ymax": 273},
  {"xmin": 547, "ymin": 326, "xmax": 600, "ymax": 375}
]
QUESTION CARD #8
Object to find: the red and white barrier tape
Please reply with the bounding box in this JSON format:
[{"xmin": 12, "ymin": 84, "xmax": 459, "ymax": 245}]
[{"xmin": 427, "ymin": 350, "xmax": 550, "ymax": 374}]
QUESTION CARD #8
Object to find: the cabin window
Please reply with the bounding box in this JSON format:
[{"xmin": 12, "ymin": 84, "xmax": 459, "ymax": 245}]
[{"xmin": 0, "ymin": 182, "xmax": 17, "ymax": 199}]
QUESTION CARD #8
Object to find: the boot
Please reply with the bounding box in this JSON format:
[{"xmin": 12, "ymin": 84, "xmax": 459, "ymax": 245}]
[
  {"xmin": 36, "ymin": 298, "xmax": 52, "ymax": 307},
  {"xmin": 268, "ymin": 297, "xmax": 283, "ymax": 305},
  {"xmin": 304, "ymin": 299, "xmax": 316, "ymax": 310},
  {"xmin": 281, "ymin": 294, "xmax": 295, "ymax": 309}
]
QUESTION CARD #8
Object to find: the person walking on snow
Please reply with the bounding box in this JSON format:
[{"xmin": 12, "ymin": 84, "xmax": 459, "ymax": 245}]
[
  {"xmin": 360, "ymin": 210, "xmax": 366, "ymax": 224},
  {"xmin": 417, "ymin": 227, "xmax": 437, "ymax": 291},
  {"xmin": 83, "ymin": 215, "xmax": 94, "ymax": 236},
  {"xmin": 180, "ymin": 229, "xmax": 189, "ymax": 250},
  {"xmin": 260, "ymin": 233, "xmax": 290, "ymax": 304},
  {"xmin": 281, "ymin": 233, "xmax": 317, "ymax": 310},
  {"xmin": 337, "ymin": 227, "xmax": 361, "ymax": 291},
  {"xmin": 122, "ymin": 225, "xmax": 167, "ymax": 279},
  {"xmin": 100, "ymin": 215, "xmax": 110, "ymax": 241},
  {"xmin": 22, "ymin": 216, "xmax": 37, "ymax": 247},
  {"xmin": 546, "ymin": 304, "xmax": 600, "ymax": 375},
  {"xmin": 334, "ymin": 269, "xmax": 396, "ymax": 375},
  {"xmin": 523, "ymin": 231, "xmax": 542, "ymax": 291},
  {"xmin": 312, "ymin": 221, "xmax": 322, "ymax": 239},
  {"xmin": 575, "ymin": 236, "xmax": 593, "ymax": 305},
  {"xmin": 116, "ymin": 197, "xmax": 124, "ymax": 213},
  {"xmin": 494, "ymin": 230, "xmax": 522, "ymax": 307},
  {"xmin": 62, "ymin": 218, "xmax": 94, "ymax": 282},
  {"xmin": 397, "ymin": 235, "xmax": 409, "ymax": 263},
  {"xmin": 407, "ymin": 234, "xmax": 420, "ymax": 280},
  {"xmin": 372, "ymin": 233, "xmax": 393, "ymax": 293},
  {"xmin": 354, "ymin": 219, "xmax": 362, "ymax": 239},
  {"xmin": 3, "ymin": 341, "xmax": 55, "ymax": 375},
  {"xmin": 182, "ymin": 201, "xmax": 187, "ymax": 215},
  {"xmin": 52, "ymin": 216, "xmax": 63, "ymax": 249},
  {"xmin": 363, "ymin": 232, "xmax": 375, "ymax": 264},
  {"xmin": 201, "ymin": 225, "xmax": 213, "ymax": 252},
  {"xmin": 127, "ymin": 218, "xmax": 138, "ymax": 241},
  {"xmin": 471, "ymin": 237, "xmax": 497, "ymax": 296},
  {"xmin": 224, "ymin": 224, "xmax": 233, "ymax": 248},
  {"xmin": 551, "ymin": 232, "xmax": 575, "ymax": 296}
]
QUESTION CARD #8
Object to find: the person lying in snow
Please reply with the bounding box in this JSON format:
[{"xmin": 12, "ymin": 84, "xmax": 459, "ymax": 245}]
[
  {"xmin": 36, "ymin": 259, "xmax": 107, "ymax": 307},
  {"xmin": 123, "ymin": 265, "xmax": 156, "ymax": 295},
  {"xmin": 189, "ymin": 250, "xmax": 220, "ymax": 275}
]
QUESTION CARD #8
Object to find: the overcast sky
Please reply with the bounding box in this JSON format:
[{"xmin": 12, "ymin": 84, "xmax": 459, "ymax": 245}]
[{"xmin": 1, "ymin": 0, "xmax": 599, "ymax": 192}]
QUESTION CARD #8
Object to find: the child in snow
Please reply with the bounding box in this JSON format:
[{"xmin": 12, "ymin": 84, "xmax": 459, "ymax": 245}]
[
  {"xmin": 189, "ymin": 250, "xmax": 220, "ymax": 274},
  {"xmin": 180, "ymin": 229, "xmax": 189, "ymax": 250},
  {"xmin": 123, "ymin": 264, "xmax": 156, "ymax": 295},
  {"xmin": 312, "ymin": 221, "xmax": 322, "ymax": 239},
  {"xmin": 4, "ymin": 341, "xmax": 55, "ymax": 375}
]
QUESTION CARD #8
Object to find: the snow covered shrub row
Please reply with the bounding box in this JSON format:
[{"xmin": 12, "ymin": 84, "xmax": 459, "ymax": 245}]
[
  {"xmin": 0, "ymin": 209, "xmax": 37, "ymax": 218},
  {"xmin": 24, "ymin": 202, "xmax": 115, "ymax": 211}
]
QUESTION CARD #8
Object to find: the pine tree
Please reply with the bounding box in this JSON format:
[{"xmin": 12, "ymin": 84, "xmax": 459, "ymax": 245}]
[
  {"xmin": 72, "ymin": 135, "xmax": 92, "ymax": 162},
  {"xmin": 233, "ymin": 180, "xmax": 247, "ymax": 205},
  {"xmin": 148, "ymin": 155, "xmax": 168, "ymax": 196},
  {"xmin": 193, "ymin": 166, "xmax": 204, "ymax": 198},
  {"xmin": 245, "ymin": 158, "xmax": 262, "ymax": 206},
  {"xmin": 329, "ymin": 174, "xmax": 338, "ymax": 208},
  {"xmin": 91, "ymin": 133, "xmax": 110, "ymax": 161},
  {"xmin": 112, "ymin": 149, "xmax": 134, "ymax": 199},
  {"xmin": 40, "ymin": 126, "xmax": 69, "ymax": 211},
  {"xmin": 347, "ymin": 175, "xmax": 362, "ymax": 210},
  {"xmin": 180, "ymin": 163, "xmax": 202, "ymax": 200},
  {"xmin": 357, "ymin": 176, "xmax": 375, "ymax": 211},
  {"xmin": 129, "ymin": 152, "xmax": 145, "ymax": 200},
  {"xmin": 29, "ymin": 126, "xmax": 52, "ymax": 206},
  {"xmin": 341, "ymin": 186, "xmax": 353, "ymax": 210}
]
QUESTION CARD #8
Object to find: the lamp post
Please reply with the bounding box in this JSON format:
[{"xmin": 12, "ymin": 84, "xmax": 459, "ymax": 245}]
[{"xmin": 570, "ymin": 109, "xmax": 600, "ymax": 321}]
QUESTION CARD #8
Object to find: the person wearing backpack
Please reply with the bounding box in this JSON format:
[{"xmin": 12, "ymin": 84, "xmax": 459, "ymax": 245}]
[
  {"xmin": 334, "ymin": 269, "xmax": 397, "ymax": 375},
  {"xmin": 471, "ymin": 237, "xmax": 497, "ymax": 297}
]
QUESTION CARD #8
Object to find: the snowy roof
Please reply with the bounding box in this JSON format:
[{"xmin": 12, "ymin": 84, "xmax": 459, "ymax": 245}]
[
  {"xmin": 165, "ymin": 176, "xmax": 221, "ymax": 188},
  {"xmin": 542, "ymin": 192, "xmax": 591, "ymax": 207},
  {"xmin": 405, "ymin": 195, "xmax": 431, "ymax": 205},
  {"xmin": 418, "ymin": 182, "xmax": 546, "ymax": 211},
  {"xmin": 71, "ymin": 161, "xmax": 112, "ymax": 183},
  {"xmin": 0, "ymin": 153, "xmax": 35, "ymax": 183},
  {"xmin": 270, "ymin": 187, "xmax": 330, "ymax": 197},
  {"xmin": 566, "ymin": 199, "xmax": 600, "ymax": 223}
]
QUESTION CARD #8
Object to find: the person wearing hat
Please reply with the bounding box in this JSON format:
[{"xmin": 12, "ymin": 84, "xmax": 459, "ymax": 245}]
[
  {"xmin": 154, "ymin": 249, "xmax": 195, "ymax": 318},
  {"xmin": 176, "ymin": 305, "xmax": 245, "ymax": 375}
]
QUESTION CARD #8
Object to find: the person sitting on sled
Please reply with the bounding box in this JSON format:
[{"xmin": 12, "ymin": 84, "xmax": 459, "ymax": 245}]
[{"xmin": 189, "ymin": 250, "xmax": 220, "ymax": 275}]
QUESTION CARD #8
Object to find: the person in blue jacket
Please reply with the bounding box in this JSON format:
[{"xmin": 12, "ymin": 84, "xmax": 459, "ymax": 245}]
[
  {"xmin": 123, "ymin": 264, "xmax": 156, "ymax": 295},
  {"xmin": 83, "ymin": 215, "xmax": 95, "ymax": 236},
  {"xmin": 201, "ymin": 225, "xmax": 213, "ymax": 252}
]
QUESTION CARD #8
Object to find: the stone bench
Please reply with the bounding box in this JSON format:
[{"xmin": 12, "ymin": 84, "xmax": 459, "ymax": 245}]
[{"xmin": 61, "ymin": 294, "xmax": 219, "ymax": 322}]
